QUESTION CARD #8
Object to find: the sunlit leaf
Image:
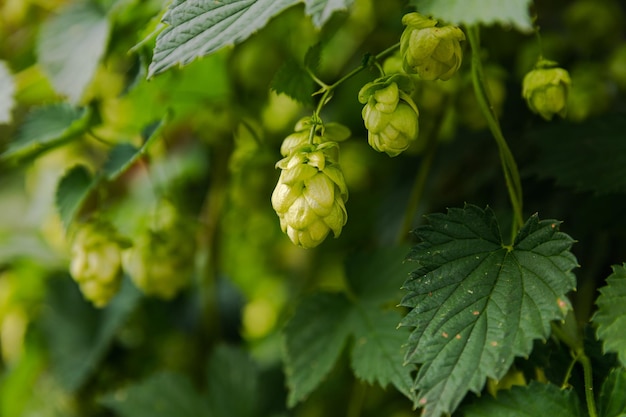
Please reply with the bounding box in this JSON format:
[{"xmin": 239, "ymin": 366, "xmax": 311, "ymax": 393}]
[
  {"xmin": 598, "ymin": 367, "xmax": 626, "ymax": 417},
  {"xmin": 0, "ymin": 61, "xmax": 16, "ymax": 124},
  {"xmin": 1, "ymin": 103, "xmax": 92, "ymax": 162},
  {"xmin": 305, "ymin": 0, "xmax": 355, "ymax": 27},
  {"xmin": 594, "ymin": 264, "xmax": 626, "ymax": 367},
  {"xmin": 462, "ymin": 381, "xmax": 584, "ymax": 417},
  {"xmin": 37, "ymin": 2, "xmax": 111, "ymax": 103},
  {"xmin": 41, "ymin": 277, "xmax": 141, "ymax": 392},
  {"xmin": 409, "ymin": 0, "xmax": 533, "ymax": 32},
  {"xmin": 400, "ymin": 204, "xmax": 577, "ymax": 417},
  {"xmin": 55, "ymin": 165, "xmax": 95, "ymax": 231},
  {"xmin": 148, "ymin": 0, "xmax": 299, "ymax": 77},
  {"xmin": 101, "ymin": 371, "xmax": 210, "ymax": 417}
]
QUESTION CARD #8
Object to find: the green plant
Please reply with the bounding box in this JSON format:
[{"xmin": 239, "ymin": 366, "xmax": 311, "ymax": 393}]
[{"xmin": 1, "ymin": 0, "xmax": 626, "ymax": 416}]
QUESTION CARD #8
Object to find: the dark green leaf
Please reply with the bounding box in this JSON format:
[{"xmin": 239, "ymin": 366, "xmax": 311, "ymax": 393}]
[
  {"xmin": 148, "ymin": 0, "xmax": 299, "ymax": 77},
  {"xmin": 409, "ymin": 0, "xmax": 533, "ymax": 32},
  {"xmin": 461, "ymin": 381, "xmax": 584, "ymax": 417},
  {"xmin": 400, "ymin": 205, "xmax": 577, "ymax": 417},
  {"xmin": 526, "ymin": 114, "xmax": 626, "ymax": 195},
  {"xmin": 271, "ymin": 59, "xmax": 313, "ymax": 105},
  {"xmin": 37, "ymin": 3, "xmax": 110, "ymax": 103},
  {"xmin": 41, "ymin": 277, "xmax": 141, "ymax": 392},
  {"xmin": 1, "ymin": 104, "xmax": 91, "ymax": 161},
  {"xmin": 55, "ymin": 165, "xmax": 95, "ymax": 231},
  {"xmin": 0, "ymin": 60, "xmax": 15, "ymax": 124},
  {"xmin": 101, "ymin": 371, "xmax": 209, "ymax": 417},
  {"xmin": 284, "ymin": 292, "xmax": 352, "ymax": 407},
  {"xmin": 594, "ymin": 264, "xmax": 626, "ymax": 367},
  {"xmin": 304, "ymin": 0, "xmax": 355, "ymax": 27},
  {"xmin": 205, "ymin": 345, "xmax": 259, "ymax": 417},
  {"xmin": 304, "ymin": 43, "xmax": 323, "ymax": 71},
  {"xmin": 598, "ymin": 367, "xmax": 626, "ymax": 417}
]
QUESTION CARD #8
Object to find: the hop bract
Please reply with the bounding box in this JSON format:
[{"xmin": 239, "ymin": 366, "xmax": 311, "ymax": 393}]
[
  {"xmin": 358, "ymin": 75, "xmax": 419, "ymax": 157},
  {"xmin": 522, "ymin": 60, "xmax": 571, "ymax": 120},
  {"xmin": 400, "ymin": 13, "xmax": 465, "ymax": 81},
  {"xmin": 69, "ymin": 221, "xmax": 126, "ymax": 308},
  {"xmin": 272, "ymin": 142, "xmax": 348, "ymax": 249},
  {"xmin": 123, "ymin": 201, "xmax": 196, "ymax": 299}
]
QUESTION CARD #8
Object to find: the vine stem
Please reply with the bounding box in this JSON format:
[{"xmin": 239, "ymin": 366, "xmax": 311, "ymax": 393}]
[{"xmin": 466, "ymin": 26, "xmax": 524, "ymax": 241}]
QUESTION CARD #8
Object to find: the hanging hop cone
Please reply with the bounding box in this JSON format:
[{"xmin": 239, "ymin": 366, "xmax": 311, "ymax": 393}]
[
  {"xmin": 358, "ymin": 74, "xmax": 419, "ymax": 157},
  {"xmin": 123, "ymin": 201, "xmax": 196, "ymax": 299},
  {"xmin": 400, "ymin": 12, "xmax": 465, "ymax": 81},
  {"xmin": 69, "ymin": 220, "xmax": 128, "ymax": 308},
  {"xmin": 272, "ymin": 133, "xmax": 349, "ymax": 249},
  {"xmin": 522, "ymin": 60, "xmax": 571, "ymax": 120}
]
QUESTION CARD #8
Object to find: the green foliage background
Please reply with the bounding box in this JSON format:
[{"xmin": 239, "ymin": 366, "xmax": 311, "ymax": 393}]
[{"xmin": 0, "ymin": 0, "xmax": 626, "ymax": 416}]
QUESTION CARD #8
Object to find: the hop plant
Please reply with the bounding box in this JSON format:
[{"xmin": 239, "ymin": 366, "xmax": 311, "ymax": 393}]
[
  {"xmin": 272, "ymin": 140, "xmax": 348, "ymax": 249},
  {"xmin": 358, "ymin": 74, "xmax": 419, "ymax": 157},
  {"xmin": 123, "ymin": 201, "xmax": 196, "ymax": 299},
  {"xmin": 69, "ymin": 220, "xmax": 127, "ymax": 308},
  {"xmin": 400, "ymin": 12, "xmax": 465, "ymax": 81},
  {"xmin": 522, "ymin": 59, "xmax": 571, "ymax": 120}
]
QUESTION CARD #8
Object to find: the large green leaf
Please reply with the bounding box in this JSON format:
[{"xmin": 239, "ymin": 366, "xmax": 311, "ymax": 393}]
[
  {"xmin": 101, "ymin": 371, "xmax": 210, "ymax": 417},
  {"xmin": 526, "ymin": 115, "xmax": 626, "ymax": 195},
  {"xmin": 284, "ymin": 247, "xmax": 414, "ymax": 406},
  {"xmin": 400, "ymin": 205, "xmax": 577, "ymax": 417},
  {"xmin": 41, "ymin": 277, "xmax": 141, "ymax": 392},
  {"xmin": 1, "ymin": 103, "xmax": 92, "ymax": 162},
  {"xmin": 461, "ymin": 381, "xmax": 584, "ymax": 417},
  {"xmin": 598, "ymin": 367, "xmax": 626, "ymax": 417},
  {"xmin": 204, "ymin": 345, "xmax": 259, "ymax": 417},
  {"xmin": 37, "ymin": 2, "xmax": 110, "ymax": 103},
  {"xmin": 0, "ymin": 60, "xmax": 15, "ymax": 124},
  {"xmin": 594, "ymin": 264, "xmax": 626, "ymax": 367},
  {"xmin": 409, "ymin": 0, "xmax": 533, "ymax": 32},
  {"xmin": 55, "ymin": 165, "xmax": 95, "ymax": 231},
  {"xmin": 148, "ymin": 0, "xmax": 353, "ymax": 77}
]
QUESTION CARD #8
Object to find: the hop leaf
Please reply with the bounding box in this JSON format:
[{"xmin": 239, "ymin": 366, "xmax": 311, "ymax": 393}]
[
  {"xmin": 593, "ymin": 264, "xmax": 626, "ymax": 367},
  {"xmin": 400, "ymin": 204, "xmax": 577, "ymax": 417}
]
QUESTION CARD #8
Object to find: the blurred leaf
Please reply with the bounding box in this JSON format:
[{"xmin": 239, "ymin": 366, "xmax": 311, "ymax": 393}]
[
  {"xmin": 0, "ymin": 61, "xmax": 16, "ymax": 124},
  {"xmin": 271, "ymin": 58, "xmax": 313, "ymax": 105},
  {"xmin": 41, "ymin": 277, "xmax": 141, "ymax": 392},
  {"xmin": 400, "ymin": 205, "xmax": 577, "ymax": 417},
  {"xmin": 37, "ymin": 2, "xmax": 111, "ymax": 104},
  {"xmin": 284, "ymin": 247, "xmax": 415, "ymax": 406},
  {"xmin": 461, "ymin": 381, "xmax": 584, "ymax": 417},
  {"xmin": 594, "ymin": 264, "xmax": 626, "ymax": 367},
  {"xmin": 304, "ymin": 43, "xmax": 323, "ymax": 71},
  {"xmin": 598, "ymin": 367, "xmax": 626, "ymax": 417},
  {"xmin": 305, "ymin": 0, "xmax": 355, "ymax": 27},
  {"xmin": 148, "ymin": 0, "xmax": 299, "ymax": 77},
  {"xmin": 204, "ymin": 345, "xmax": 259, "ymax": 417},
  {"xmin": 526, "ymin": 114, "xmax": 626, "ymax": 194},
  {"xmin": 102, "ymin": 371, "xmax": 210, "ymax": 417},
  {"xmin": 284, "ymin": 292, "xmax": 352, "ymax": 407},
  {"xmin": 103, "ymin": 116, "xmax": 167, "ymax": 181},
  {"xmin": 409, "ymin": 0, "xmax": 533, "ymax": 32},
  {"xmin": 1, "ymin": 103, "xmax": 92, "ymax": 162},
  {"xmin": 55, "ymin": 165, "xmax": 95, "ymax": 231}
]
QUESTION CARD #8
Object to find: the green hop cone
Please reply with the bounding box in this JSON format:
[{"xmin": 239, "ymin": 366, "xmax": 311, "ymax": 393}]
[
  {"xmin": 272, "ymin": 142, "xmax": 348, "ymax": 248},
  {"xmin": 358, "ymin": 75, "xmax": 419, "ymax": 157},
  {"xmin": 400, "ymin": 13, "xmax": 465, "ymax": 81},
  {"xmin": 123, "ymin": 201, "xmax": 196, "ymax": 299},
  {"xmin": 522, "ymin": 60, "xmax": 571, "ymax": 120},
  {"xmin": 69, "ymin": 220, "xmax": 127, "ymax": 308},
  {"xmin": 280, "ymin": 118, "xmax": 352, "ymax": 157}
]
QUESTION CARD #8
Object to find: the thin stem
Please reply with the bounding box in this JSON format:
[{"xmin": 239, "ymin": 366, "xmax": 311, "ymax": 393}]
[
  {"xmin": 578, "ymin": 353, "xmax": 598, "ymax": 417},
  {"xmin": 467, "ymin": 26, "xmax": 524, "ymax": 240}
]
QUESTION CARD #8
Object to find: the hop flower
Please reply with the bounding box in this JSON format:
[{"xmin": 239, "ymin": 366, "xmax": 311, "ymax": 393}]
[
  {"xmin": 358, "ymin": 75, "xmax": 419, "ymax": 157},
  {"xmin": 123, "ymin": 201, "xmax": 196, "ymax": 299},
  {"xmin": 69, "ymin": 221, "xmax": 127, "ymax": 308},
  {"xmin": 400, "ymin": 13, "xmax": 465, "ymax": 81},
  {"xmin": 272, "ymin": 142, "xmax": 348, "ymax": 248},
  {"xmin": 522, "ymin": 60, "xmax": 571, "ymax": 120}
]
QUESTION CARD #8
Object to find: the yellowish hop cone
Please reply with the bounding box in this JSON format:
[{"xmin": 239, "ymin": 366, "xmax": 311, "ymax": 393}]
[
  {"xmin": 272, "ymin": 142, "xmax": 348, "ymax": 248},
  {"xmin": 522, "ymin": 62, "xmax": 571, "ymax": 120}
]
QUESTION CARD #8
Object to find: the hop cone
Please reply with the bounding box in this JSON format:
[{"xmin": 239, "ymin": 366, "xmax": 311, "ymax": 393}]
[
  {"xmin": 69, "ymin": 220, "xmax": 126, "ymax": 308},
  {"xmin": 522, "ymin": 61, "xmax": 571, "ymax": 120},
  {"xmin": 272, "ymin": 142, "xmax": 348, "ymax": 248}
]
